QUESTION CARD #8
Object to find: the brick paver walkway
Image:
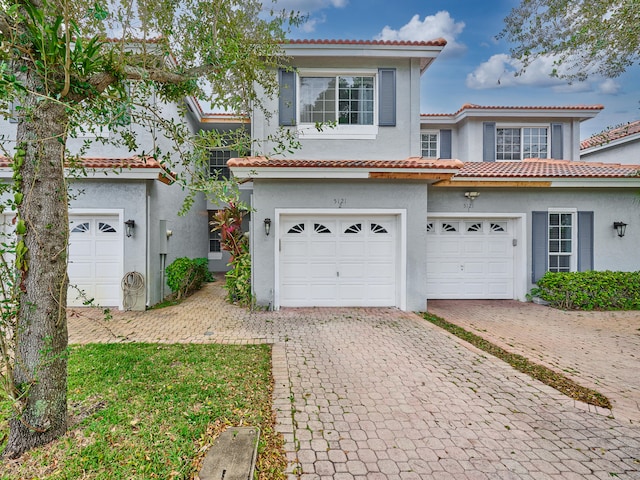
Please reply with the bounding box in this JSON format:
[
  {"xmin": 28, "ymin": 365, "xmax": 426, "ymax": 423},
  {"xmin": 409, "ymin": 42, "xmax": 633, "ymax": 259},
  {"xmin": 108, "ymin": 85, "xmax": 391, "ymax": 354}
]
[
  {"xmin": 69, "ymin": 284, "xmax": 640, "ymax": 479},
  {"xmin": 428, "ymin": 300, "xmax": 640, "ymax": 426}
]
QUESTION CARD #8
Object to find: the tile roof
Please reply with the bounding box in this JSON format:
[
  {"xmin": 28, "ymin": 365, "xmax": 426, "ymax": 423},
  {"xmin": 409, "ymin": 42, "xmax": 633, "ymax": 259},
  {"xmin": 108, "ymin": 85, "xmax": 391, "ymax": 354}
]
[
  {"xmin": 422, "ymin": 103, "xmax": 604, "ymax": 117},
  {"xmin": 227, "ymin": 156, "xmax": 463, "ymax": 170},
  {"xmin": 580, "ymin": 120, "xmax": 640, "ymax": 149},
  {"xmin": 0, "ymin": 155, "xmax": 162, "ymax": 169},
  {"xmin": 284, "ymin": 39, "xmax": 447, "ymax": 47},
  {"xmin": 456, "ymin": 159, "xmax": 640, "ymax": 178}
]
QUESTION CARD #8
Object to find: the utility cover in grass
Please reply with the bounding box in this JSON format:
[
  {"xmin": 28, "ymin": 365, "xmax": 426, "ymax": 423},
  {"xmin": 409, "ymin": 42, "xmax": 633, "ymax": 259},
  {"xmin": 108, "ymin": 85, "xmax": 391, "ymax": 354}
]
[{"xmin": 198, "ymin": 427, "xmax": 260, "ymax": 480}]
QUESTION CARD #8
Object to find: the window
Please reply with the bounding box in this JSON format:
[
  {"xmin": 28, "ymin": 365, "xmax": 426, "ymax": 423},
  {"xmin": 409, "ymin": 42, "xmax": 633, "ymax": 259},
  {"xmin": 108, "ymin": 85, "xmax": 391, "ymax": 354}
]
[
  {"xmin": 548, "ymin": 211, "xmax": 575, "ymax": 272},
  {"xmin": 421, "ymin": 132, "xmax": 439, "ymax": 158},
  {"xmin": 208, "ymin": 210, "xmax": 222, "ymax": 259},
  {"xmin": 209, "ymin": 150, "xmax": 235, "ymax": 180},
  {"xmin": 497, "ymin": 127, "xmax": 548, "ymax": 160},
  {"xmin": 300, "ymin": 75, "xmax": 374, "ymax": 126}
]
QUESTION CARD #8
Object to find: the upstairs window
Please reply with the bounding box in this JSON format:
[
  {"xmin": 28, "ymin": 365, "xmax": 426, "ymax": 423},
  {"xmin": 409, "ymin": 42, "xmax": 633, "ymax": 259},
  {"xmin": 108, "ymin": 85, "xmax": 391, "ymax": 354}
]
[
  {"xmin": 208, "ymin": 150, "xmax": 236, "ymax": 180},
  {"xmin": 300, "ymin": 75, "xmax": 374, "ymax": 126},
  {"xmin": 497, "ymin": 127, "xmax": 548, "ymax": 160},
  {"xmin": 421, "ymin": 132, "xmax": 439, "ymax": 158}
]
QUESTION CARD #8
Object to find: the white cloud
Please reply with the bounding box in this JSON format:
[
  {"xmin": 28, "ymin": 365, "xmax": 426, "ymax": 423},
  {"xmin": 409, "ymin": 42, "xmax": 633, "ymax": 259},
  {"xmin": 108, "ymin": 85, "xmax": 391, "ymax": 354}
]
[
  {"xmin": 466, "ymin": 53, "xmax": 596, "ymax": 92},
  {"xmin": 375, "ymin": 11, "xmax": 466, "ymax": 56},
  {"xmin": 299, "ymin": 14, "xmax": 326, "ymax": 33},
  {"xmin": 597, "ymin": 79, "xmax": 621, "ymax": 95}
]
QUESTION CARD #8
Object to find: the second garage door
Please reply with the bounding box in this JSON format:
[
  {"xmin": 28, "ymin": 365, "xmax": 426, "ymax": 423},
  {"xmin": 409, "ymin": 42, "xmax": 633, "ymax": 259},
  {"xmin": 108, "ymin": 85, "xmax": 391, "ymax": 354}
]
[
  {"xmin": 279, "ymin": 215, "xmax": 398, "ymax": 307},
  {"xmin": 426, "ymin": 218, "xmax": 515, "ymax": 299}
]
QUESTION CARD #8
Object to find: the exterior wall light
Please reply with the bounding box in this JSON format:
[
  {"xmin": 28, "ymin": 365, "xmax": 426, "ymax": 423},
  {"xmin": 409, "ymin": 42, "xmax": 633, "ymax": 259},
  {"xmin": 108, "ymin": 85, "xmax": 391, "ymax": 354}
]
[
  {"xmin": 613, "ymin": 221, "xmax": 627, "ymax": 237},
  {"xmin": 264, "ymin": 218, "xmax": 271, "ymax": 236},
  {"xmin": 464, "ymin": 191, "xmax": 480, "ymax": 200},
  {"xmin": 124, "ymin": 219, "xmax": 135, "ymax": 238}
]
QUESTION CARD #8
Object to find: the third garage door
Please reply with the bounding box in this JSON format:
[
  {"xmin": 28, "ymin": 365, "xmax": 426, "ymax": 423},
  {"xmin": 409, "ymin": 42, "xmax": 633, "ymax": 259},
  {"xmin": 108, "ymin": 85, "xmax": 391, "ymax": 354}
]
[{"xmin": 426, "ymin": 218, "xmax": 515, "ymax": 299}]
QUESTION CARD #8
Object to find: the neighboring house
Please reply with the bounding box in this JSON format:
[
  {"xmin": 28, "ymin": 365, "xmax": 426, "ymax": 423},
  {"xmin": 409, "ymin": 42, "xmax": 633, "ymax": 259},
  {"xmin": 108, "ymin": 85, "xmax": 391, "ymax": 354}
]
[
  {"xmin": 229, "ymin": 39, "xmax": 640, "ymax": 311},
  {"xmin": 580, "ymin": 120, "xmax": 640, "ymax": 164},
  {"xmin": 2, "ymin": 38, "xmax": 639, "ymax": 312}
]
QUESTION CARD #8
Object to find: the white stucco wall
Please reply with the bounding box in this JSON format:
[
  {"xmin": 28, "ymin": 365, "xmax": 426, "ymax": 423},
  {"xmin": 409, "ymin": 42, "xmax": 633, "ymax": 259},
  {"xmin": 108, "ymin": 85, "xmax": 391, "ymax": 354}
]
[
  {"xmin": 581, "ymin": 140, "xmax": 640, "ymax": 165},
  {"xmin": 252, "ymin": 58, "xmax": 420, "ymax": 161},
  {"xmin": 250, "ymin": 179, "xmax": 429, "ymax": 311},
  {"xmin": 428, "ymin": 186, "xmax": 640, "ymax": 294}
]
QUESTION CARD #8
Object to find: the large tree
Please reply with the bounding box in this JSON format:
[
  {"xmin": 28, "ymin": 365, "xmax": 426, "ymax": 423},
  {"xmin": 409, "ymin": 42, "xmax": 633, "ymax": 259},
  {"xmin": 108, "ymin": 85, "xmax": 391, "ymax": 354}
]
[
  {"xmin": 0, "ymin": 0, "xmax": 294, "ymax": 458},
  {"xmin": 500, "ymin": 0, "xmax": 640, "ymax": 80}
]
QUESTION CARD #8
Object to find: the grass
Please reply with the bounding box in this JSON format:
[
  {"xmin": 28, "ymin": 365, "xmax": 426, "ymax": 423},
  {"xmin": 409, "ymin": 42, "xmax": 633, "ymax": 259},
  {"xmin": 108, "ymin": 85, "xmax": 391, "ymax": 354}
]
[
  {"xmin": 0, "ymin": 343, "xmax": 287, "ymax": 479},
  {"xmin": 422, "ymin": 312, "xmax": 612, "ymax": 410}
]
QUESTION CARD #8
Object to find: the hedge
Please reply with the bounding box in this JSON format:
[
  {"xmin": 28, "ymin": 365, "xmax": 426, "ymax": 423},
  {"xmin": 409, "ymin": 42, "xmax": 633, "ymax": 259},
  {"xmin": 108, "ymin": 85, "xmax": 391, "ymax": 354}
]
[
  {"xmin": 530, "ymin": 270, "xmax": 640, "ymax": 310},
  {"xmin": 165, "ymin": 257, "xmax": 213, "ymax": 300}
]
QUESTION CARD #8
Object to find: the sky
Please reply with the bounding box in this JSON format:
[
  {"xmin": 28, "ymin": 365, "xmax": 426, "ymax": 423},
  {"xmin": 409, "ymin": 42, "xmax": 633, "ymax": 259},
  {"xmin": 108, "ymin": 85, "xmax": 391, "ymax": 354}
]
[{"xmin": 275, "ymin": 0, "xmax": 640, "ymax": 139}]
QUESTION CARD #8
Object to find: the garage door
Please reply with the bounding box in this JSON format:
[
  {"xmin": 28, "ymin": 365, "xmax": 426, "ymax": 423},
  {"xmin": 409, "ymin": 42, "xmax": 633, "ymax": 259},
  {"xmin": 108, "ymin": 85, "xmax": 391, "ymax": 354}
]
[
  {"xmin": 279, "ymin": 215, "xmax": 398, "ymax": 307},
  {"xmin": 426, "ymin": 218, "xmax": 514, "ymax": 299},
  {"xmin": 68, "ymin": 215, "xmax": 122, "ymax": 307}
]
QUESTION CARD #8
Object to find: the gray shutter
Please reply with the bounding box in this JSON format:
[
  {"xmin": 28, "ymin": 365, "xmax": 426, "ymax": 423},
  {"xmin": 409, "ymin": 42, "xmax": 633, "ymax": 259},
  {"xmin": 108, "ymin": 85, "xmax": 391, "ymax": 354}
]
[
  {"xmin": 378, "ymin": 68, "xmax": 396, "ymax": 126},
  {"xmin": 532, "ymin": 211, "xmax": 548, "ymax": 283},
  {"xmin": 577, "ymin": 211, "xmax": 594, "ymax": 272},
  {"xmin": 439, "ymin": 129, "xmax": 452, "ymax": 158},
  {"xmin": 483, "ymin": 122, "xmax": 496, "ymax": 162},
  {"xmin": 279, "ymin": 69, "xmax": 296, "ymax": 126},
  {"xmin": 551, "ymin": 123, "xmax": 563, "ymax": 159}
]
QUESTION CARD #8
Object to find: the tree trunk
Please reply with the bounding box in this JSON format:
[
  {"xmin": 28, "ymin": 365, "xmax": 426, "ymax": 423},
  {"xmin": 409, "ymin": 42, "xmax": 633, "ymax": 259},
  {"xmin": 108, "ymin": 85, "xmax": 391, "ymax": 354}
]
[{"xmin": 2, "ymin": 92, "xmax": 70, "ymax": 458}]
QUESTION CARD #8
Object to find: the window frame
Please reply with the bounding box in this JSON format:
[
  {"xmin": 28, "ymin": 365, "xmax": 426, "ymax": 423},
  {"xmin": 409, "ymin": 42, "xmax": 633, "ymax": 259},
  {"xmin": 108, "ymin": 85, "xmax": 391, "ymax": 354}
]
[
  {"xmin": 547, "ymin": 208, "xmax": 577, "ymax": 273},
  {"xmin": 208, "ymin": 150, "xmax": 238, "ymax": 180},
  {"xmin": 296, "ymin": 68, "xmax": 379, "ymax": 139},
  {"xmin": 496, "ymin": 124, "xmax": 550, "ymax": 161},
  {"xmin": 421, "ymin": 131, "xmax": 439, "ymax": 158},
  {"xmin": 208, "ymin": 210, "xmax": 222, "ymax": 260}
]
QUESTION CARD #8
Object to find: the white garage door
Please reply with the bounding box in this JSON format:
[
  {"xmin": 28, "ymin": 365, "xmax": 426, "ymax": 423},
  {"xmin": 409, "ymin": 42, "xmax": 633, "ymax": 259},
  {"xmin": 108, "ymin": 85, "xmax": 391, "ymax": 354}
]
[
  {"xmin": 68, "ymin": 215, "xmax": 122, "ymax": 307},
  {"xmin": 427, "ymin": 218, "xmax": 515, "ymax": 299},
  {"xmin": 279, "ymin": 215, "xmax": 398, "ymax": 307}
]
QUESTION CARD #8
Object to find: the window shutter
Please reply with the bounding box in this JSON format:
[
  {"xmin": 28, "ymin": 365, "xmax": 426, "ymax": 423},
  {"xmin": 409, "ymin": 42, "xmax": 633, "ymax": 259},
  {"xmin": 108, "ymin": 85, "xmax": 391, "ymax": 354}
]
[
  {"xmin": 577, "ymin": 211, "xmax": 594, "ymax": 272},
  {"xmin": 439, "ymin": 129, "xmax": 452, "ymax": 158},
  {"xmin": 531, "ymin": 211, "xmax": 548, "ymax": 283},
  {"xmin": 483, "ymin": 122, "xmax": 496, "ymax": 162},
  {"xmin": 378, "ymin": 68, "xmax": 396, "ymax": 126},
  {"xmin": 279, "ymin": 69, "xmax": 296, "ymax": 126},
  {"xmin": 551, "ymin": 123, "xmax": 563, "ymax": 159}
]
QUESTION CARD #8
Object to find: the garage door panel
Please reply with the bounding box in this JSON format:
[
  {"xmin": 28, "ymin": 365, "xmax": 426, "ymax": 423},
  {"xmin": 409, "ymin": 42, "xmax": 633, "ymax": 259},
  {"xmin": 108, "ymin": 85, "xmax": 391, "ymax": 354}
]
[
  {"xmin": 68, "ymin": 215, "xmax": 121, "ymax": 307},
  {"xmin": 427, "ymin": 218, "xmax": 515, "ymax": 299},
  {"xmin": 279, "ymin": 214, "xmax": 398, "ymax": 307}
]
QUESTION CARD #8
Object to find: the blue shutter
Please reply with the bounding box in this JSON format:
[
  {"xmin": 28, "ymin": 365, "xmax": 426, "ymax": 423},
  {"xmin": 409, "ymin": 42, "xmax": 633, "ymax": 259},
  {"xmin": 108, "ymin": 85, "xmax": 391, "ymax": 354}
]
[
  {"xmin": 532, "ymin": 211, "xmax": 548, "ymax": 283},
  {"xmin": 279, "ymin": 69, "xmax": 296, "ymax": 126},
  {"xmin": 378, "ymin": 68, "xmax": 396, "ymax": 127},
  {"xmin": 577, "ymin": 211, "xmax": 594, "ymax": 272},
  {"xmin": 551, "ymin": 123, "xmax": 563, "ymax": 159},
  {"xmin": 439, "ymin": 129, "xmax": 452, "ymax": 159},
  {"xmin": 483, "ymin": 122, "xmax": 496, "ymax": 162}
]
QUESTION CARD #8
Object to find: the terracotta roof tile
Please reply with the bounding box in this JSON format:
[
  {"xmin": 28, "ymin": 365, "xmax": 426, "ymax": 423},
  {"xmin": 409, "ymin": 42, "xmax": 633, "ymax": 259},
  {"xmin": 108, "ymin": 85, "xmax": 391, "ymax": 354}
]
[
  {"xmin": 422, "ymin": 104, "xmax": 604, "ymax": 117},
  {"xmin": 227, "ymin": 156, "xmax": 463, "ymax": 170},
  {"xmin": 457, "ymin": 159, "xmax": 640, "ymax": 178},
  {"xmin": 285, "ymin": 39, "xmax": 447, "ymax": 47},
  {"xmin": 0, "ymin": 155, "xmax": 162, "ymax": 169},
  {"xmin": 580, "ymin": 120, "xmax": 640, "ymax": 149}
]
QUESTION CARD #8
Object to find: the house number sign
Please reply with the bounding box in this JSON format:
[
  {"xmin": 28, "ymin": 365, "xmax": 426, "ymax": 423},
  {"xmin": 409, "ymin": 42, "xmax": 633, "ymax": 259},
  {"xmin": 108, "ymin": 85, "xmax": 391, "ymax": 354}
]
[{"xmin": 334, "ymin": 198, "xmax": 347, "ymax": 208}]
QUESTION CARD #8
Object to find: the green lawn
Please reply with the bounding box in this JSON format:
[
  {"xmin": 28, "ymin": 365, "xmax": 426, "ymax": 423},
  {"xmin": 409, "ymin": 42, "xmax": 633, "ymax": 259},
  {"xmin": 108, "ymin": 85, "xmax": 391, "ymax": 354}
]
[{"xmin": 0, "ymin": 343, "xmax": 286, "ymax": 479}]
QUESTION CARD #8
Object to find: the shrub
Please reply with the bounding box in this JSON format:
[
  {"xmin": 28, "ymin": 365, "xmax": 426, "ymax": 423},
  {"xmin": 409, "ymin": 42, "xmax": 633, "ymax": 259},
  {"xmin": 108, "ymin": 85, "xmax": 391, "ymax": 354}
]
[
  {"xmin": 530, "ymin": 270, "xmax": 640, "ymax": 310},
  {"xmin": 165, "ymin": 257, "xmax": 213, "ymax": 300},
  {"xmin": 225, "ymin": 250, "xmax": 252, "ymax": 306}
]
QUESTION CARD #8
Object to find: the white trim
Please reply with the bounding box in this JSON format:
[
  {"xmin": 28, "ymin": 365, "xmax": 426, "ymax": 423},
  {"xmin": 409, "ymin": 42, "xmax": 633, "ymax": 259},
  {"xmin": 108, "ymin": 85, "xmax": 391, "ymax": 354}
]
[
  {"xmin": 274, "ymin": 208, "xmax": 407, "ymax": 310},
  {"xmin": 426, "ymin": 212, "xmax": 527, "ymax": 301},
  {"xmin": 68, "ymin": 208, "xmax": 125, "ymax": 310},
  {"xmin": 230, "ymin": 166, "xmax": 459, "ymax": 180},
  {"xmin": 0, "ymin": 167, "xmax": 163, "ymax": 180},
  {"xmin": 546, "ymin": 208, "xmax": 578, "ymax": 272},
  {"xmin": 296, "ymin": 71, "xmax": 379, "ymax": 139}
]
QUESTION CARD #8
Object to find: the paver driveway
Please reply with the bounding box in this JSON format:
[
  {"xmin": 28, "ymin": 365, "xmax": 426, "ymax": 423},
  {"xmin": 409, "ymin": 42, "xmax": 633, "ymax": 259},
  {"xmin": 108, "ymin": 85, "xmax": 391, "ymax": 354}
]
[{"xmin": 69, "ymin": 284, "xmax": 640, "ymax": 479}]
